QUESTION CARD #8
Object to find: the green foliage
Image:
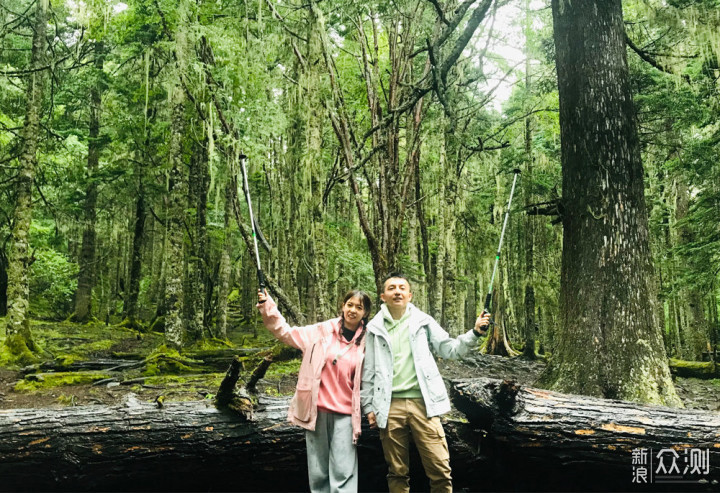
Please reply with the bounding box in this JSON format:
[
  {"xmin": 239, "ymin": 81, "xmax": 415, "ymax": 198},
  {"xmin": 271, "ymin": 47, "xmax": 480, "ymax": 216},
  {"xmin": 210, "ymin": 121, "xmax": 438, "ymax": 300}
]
[
  {"xmin": 0, "ymin": 0, "xmax": 717, "ymax": 393},
  {"xmin": 29, "ymin": 248, "xmax": 79, "ymax": 319}
]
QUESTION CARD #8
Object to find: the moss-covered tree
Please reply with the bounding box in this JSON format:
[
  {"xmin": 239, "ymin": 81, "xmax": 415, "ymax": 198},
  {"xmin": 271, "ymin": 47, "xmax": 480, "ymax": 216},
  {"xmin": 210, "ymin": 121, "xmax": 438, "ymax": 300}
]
[
  {"xmin": 2, "ymin": 0, "xmax": 48, "ymax": 364},
  {"xmin": 540, "ymin": 0, "xmax": 681, "ymax": 406}
]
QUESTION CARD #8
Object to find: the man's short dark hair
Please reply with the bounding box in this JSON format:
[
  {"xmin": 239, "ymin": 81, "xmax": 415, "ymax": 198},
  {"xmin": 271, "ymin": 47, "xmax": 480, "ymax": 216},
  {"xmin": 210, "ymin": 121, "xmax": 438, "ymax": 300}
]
[{"xmin": 382, "ymin": 272, "xmax": 412, "ymax": 291}]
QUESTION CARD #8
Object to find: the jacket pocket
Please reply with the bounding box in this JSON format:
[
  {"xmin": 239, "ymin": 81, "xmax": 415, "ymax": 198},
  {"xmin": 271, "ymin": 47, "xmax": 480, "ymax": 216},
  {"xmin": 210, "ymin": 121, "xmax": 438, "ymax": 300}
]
[
  {"xmin": 427, "ymin": 378, "xmax": 447, "ymax": 402},
  {"xmin": 293, "ymin": 388, "xmax": 313, "ymax": 422},
  {"xmin": 423, "ymin": 367, "xmax": 446, "ymax": 402}
]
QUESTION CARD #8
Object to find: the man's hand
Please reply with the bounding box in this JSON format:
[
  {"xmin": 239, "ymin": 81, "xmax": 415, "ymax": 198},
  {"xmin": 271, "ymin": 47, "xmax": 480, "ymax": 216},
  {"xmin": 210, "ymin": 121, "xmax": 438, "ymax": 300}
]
[
  {"xmin": 366, "ymin": 412, "xmax": 377, "ymax": 429},
  {"xmin": 257, "ymin": 289, "xmax": 267, "ymax": 304},
  {"xmin": 474, "ymin": 311, "xmax": 491, "ymax": 335}
]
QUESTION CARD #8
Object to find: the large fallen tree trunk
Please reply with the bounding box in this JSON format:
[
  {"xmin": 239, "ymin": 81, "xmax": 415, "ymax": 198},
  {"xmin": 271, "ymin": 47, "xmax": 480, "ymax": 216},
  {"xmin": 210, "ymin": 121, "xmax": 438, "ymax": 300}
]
[
  {"xmin": 0, "ymin": 395, "xmax": 314, "ymax": 492},
  {"xmin": 0, "ymin": 395, "xmax": 482, "ymax": 492},
  {"xmin": 2, "ymin": 376, "xmax": 719, "ymax": 492},
  {"xmin": 450, "ymin": 378, "xmax": 720, "ymax": 491}
]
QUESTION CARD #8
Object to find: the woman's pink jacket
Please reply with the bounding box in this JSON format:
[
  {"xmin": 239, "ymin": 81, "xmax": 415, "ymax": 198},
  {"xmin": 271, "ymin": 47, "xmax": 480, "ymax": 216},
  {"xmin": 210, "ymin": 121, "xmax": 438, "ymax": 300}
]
[{"xmin": 257, "ymin": 295, "xmax": 366, "ymax": 444}]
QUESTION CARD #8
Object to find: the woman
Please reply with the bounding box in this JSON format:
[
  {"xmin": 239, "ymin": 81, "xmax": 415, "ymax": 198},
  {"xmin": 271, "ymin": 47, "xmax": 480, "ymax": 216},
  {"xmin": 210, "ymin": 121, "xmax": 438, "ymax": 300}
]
[{"xmin": 257, "ymin": 288, "xmax": 372, "ymax": 493}]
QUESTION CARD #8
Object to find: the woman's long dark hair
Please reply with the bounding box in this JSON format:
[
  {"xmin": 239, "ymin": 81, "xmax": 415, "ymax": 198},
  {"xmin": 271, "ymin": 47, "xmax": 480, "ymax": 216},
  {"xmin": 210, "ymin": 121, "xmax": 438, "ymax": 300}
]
[{"xmin": 340, "ymin": 290, "xmax": 372, "ymax": 345}]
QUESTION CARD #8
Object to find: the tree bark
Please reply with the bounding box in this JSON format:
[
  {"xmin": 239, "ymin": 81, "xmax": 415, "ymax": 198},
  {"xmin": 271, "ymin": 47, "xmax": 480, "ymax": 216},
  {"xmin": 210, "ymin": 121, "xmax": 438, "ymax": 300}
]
[
  {"xmin": 3, "ymin": 0, "xmax": 48, "ymax": 361},
  {"xmin": 73, "ymin": 42, "xmax": 105, "ymax": 323},
  {"xmin": 164, "ymin": 1, "xmax": 191, "ymax": 350},
  {"xmin": 215, "ymin": 180, "xmax": 234, "ymax": 340},
  {"xmin": 542, "ymin": 0, "xmax": 681, "ymax": 406},
  {"xmin": 522, "ymin": 17, "xmax": 537, "ymax": 359},
  {"xmin": 123, "ymin": 192, "xmax": 145, "ymax": 328},
  {"xmin": 0, "ymin": 250, "xmax": 7, "ymax": 317},
  {"xmin": 451, "ymin": 377, "xmax": 720, "ymax": 489},
  {"xmin": 674, "ymin": 179, "xmax": 709, "ymax": 359},
  {"xmin": 185, "ymin": 138, "xmax": 210, "ymax": 340},
  {"xmin": 0, "ymin": 396, "xmax": 479, "ymax": 492},
  {"xmin": 2, "ymin": 377, "xmax": 718, "ymax": 492}
]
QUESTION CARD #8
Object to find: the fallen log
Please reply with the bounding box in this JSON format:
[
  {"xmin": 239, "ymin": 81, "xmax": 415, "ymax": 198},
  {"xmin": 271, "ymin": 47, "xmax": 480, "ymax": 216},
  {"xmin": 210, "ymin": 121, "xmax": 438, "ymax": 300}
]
[
  {"xmin": 0, "ymin": 395, "xmax": 308, "ymax": 492},
  {"xmin": 4, "ymin": 375, "xmax": 718, "ymax": 492},
  {"xmin": 450, "ymin": 378, "xmax": 720, "ymax": 491},
  {"xmin": 20, "ymin": 359, "xmax": 144, "ymax": 375},
  {"xmin": 0, "ymin": 395, "xmax": 481, "ymax": 492},
  {"xmin": 669, "ymin": 358, "xmax": 720, "ymax": 379}
]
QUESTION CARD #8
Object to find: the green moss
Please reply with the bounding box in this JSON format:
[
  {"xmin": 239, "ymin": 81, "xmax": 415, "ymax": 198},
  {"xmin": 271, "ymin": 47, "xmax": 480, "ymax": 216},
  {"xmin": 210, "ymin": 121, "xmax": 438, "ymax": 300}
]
[
  {"xmin": 669, "ymin": 358, "xmax": 720, "ymax": 378},
  {"xmin": 15, "ymin": 371, "xmax": 112, "ymax": 392},
  {"xmin": 143, "ymin": 345, "xmax": 203, "ymax": 376},
  {"xmin": 186, "ymin": 338, "xmax": 234, "ymax": 351},
  {"xmin": 75, "ymin": 339, "xmax": 116, "ymax": 353},
  {"xmin": 56, "ymin": 354, "xmax": 83, "ymax": 367},
  {"xmin": 0, "ymin": 334, "xmax": 40, "ymax": 367},
  {"xmin": 266, "ymin": 359, "xmax": 301, "ymax": 378}
]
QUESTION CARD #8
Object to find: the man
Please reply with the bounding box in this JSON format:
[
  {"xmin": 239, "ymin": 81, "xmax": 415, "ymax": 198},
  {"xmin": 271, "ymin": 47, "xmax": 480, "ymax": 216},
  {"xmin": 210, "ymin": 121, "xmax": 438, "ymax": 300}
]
[{"xmin": 361, "ymin": 273, "xmax": 491, "ymax": 493}]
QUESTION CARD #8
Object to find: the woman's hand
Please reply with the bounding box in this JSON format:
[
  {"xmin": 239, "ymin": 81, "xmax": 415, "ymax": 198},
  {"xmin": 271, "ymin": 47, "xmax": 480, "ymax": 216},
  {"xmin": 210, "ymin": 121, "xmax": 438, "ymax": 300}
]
[{"xmin": 258, "ymin": 289, "xmax": 267, "ymax": 304}]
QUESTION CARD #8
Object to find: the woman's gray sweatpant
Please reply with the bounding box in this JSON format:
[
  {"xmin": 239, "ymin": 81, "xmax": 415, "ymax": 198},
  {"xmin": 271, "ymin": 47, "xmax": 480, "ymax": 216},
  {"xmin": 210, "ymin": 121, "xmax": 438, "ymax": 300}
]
[{"xmin": 305, "ymin": 410, "xmax": 358, "ymax": 493}]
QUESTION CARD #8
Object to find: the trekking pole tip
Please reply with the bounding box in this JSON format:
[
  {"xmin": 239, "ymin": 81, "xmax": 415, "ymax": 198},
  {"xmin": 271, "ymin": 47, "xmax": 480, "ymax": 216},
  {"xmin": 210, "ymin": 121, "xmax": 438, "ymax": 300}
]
[
  {"xmin": 239, "ymin": 153, "xmax": 248, "ymax": 160},
  {"xmin": 513, "ymin": 168, "xmax": 521, "ymax": 174}
]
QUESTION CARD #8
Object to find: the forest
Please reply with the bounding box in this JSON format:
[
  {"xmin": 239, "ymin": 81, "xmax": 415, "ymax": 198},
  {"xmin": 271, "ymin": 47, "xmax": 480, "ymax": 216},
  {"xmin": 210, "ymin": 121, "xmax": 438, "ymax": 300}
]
[{"xmin": 0, "ymin": 0, "xmax": 719, "ymax": 490}]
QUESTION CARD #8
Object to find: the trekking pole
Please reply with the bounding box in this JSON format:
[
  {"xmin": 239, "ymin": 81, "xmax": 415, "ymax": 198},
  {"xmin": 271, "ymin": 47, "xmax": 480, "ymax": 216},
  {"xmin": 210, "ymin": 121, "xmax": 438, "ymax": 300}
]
[
  {"xmin": 482, "ymin": 169, "xmax": 521, "ymax": 324},
  {"xmin": 239, "ymin": 153, "xmax": 266, "ymax": 291}
]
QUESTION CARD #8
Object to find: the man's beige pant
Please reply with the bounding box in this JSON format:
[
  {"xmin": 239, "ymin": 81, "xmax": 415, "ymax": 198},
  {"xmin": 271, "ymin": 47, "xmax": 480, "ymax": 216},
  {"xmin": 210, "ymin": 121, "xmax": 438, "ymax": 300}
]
[{"xmin": 378, "ymin": 398, "xmax": 452, "ymax": 493}]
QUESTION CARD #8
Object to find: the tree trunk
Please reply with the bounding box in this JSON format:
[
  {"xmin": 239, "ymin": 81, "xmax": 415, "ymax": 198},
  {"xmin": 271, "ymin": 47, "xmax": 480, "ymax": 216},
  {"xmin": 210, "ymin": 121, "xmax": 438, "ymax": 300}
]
[
  {"xmin": 465, "ymin": 277, "xmax": 478, "ymax": 333},
  {"xmin": 73, "ymin": 42, "xmax": 105, "ymax": 323},
  {"xmin": 3, "ymin": 0, "xmax": 48, "ymax": 362},
  {"xmin": 439, "ymin": 124, "xmax": 464, "ymax": 335},
  {"xmin": 541, "ymin": 0, "xmax": 681, "ymax": 406},
  {"xmin": 675, "ymin": 180, "xmax": 709, "ymax": 359},
  {"xmin": 484, "ymin": 177, "xmax": 518, "ymax": 357},
  {"xmin": 2, "ymin": 378, "xmax": 718, "ymax": 492},
  {"xmin": 215, "ymin": 180, "xmax": 234, "ymax": 340},
  {"xmin": 521, "ymin": 5, "xmax": 537, "ymax": 359},
  {"xmin": 123, "ymin": 192, "xmax": 145, "ymax": 328},
  {"xmin": 416, "ymin": 153, "xmax": 434, "ymax": 313},
  {"xmin": 0, "ymin": 251, "xmax": 7, "ymax": 317},
  {"xmin": 0, "ymin": 396, "xmax": 480, "ymax": 492},
  {"xmin": 451, "ymin": 378, "xmax": 720, "ymax": 489},
  {"xmin": 185, "ymin": 138, "xmax": 210, "ymax": 341},
  {"xmin": 164, "ymin": 1, "xmax": 190, "ymax": 350}
]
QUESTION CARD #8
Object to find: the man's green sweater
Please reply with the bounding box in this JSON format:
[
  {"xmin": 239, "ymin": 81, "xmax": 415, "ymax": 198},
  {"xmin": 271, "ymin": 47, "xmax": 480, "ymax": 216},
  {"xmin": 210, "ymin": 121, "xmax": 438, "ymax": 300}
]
[{"xmin": 381, "ymin": 304, "xmax": 422, "ymax": 399}]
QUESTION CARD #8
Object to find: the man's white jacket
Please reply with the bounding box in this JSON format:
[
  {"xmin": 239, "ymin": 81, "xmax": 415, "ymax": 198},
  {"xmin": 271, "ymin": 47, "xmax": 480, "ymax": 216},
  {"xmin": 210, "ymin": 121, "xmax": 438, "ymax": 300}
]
[{"xmin": 360, "ymin": 303, "xmax": 480, "ymax": 429}]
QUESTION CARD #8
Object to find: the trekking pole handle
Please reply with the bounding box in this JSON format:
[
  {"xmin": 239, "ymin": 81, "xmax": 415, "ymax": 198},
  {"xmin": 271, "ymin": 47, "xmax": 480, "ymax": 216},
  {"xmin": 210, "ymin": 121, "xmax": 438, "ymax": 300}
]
[{"xmin": 483, "ymin": 293, "xmax": 492, "ymax": 313}]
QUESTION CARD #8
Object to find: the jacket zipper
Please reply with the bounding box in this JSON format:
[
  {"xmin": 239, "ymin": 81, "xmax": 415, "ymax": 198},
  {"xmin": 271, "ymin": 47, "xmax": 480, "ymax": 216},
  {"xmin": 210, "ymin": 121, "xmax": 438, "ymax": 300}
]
[{"xmin": 308, "ymin": 344, "xmax": 316, "ymax": 363}]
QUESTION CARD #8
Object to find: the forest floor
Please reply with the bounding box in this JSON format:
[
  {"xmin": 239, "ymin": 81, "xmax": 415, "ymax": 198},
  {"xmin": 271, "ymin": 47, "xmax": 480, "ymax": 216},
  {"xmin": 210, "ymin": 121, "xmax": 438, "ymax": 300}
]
[{"xmin": 0, "ymin": 319, "xmax": 718, "ymax": 413}]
